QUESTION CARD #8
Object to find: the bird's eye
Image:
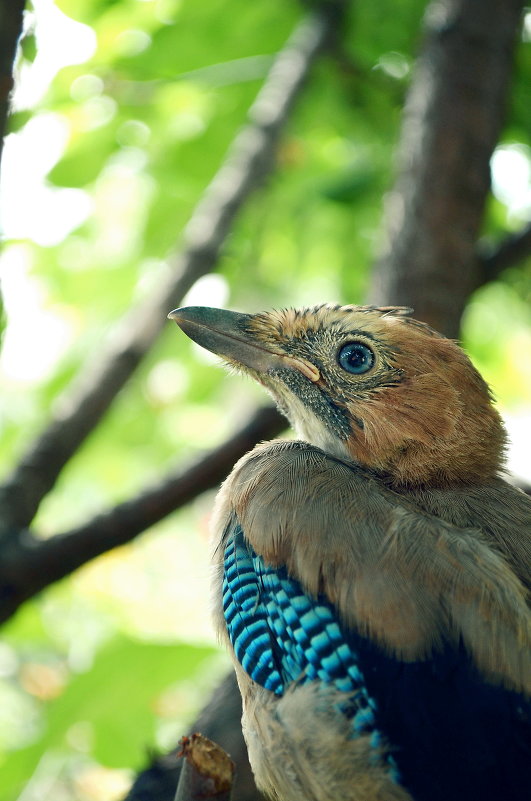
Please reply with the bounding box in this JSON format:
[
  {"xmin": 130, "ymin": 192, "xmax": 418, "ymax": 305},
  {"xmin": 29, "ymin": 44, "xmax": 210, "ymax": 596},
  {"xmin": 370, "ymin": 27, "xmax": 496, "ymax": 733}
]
[{"xmin": 337, "ymin": 342, "xmax": 375, "ymax": 374}]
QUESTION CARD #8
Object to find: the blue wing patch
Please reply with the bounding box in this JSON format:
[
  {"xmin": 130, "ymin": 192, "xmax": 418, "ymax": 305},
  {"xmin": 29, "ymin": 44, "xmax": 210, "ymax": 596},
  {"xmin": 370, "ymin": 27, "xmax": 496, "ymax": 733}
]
[
  {"xmin": 223, "ymin": 532, "xmax": 283, "ymax": 693},
  {"xmin": 221, "ymin": 525, "xmax": 531, "ymax": 801},
  {"xmin": 222, "ymin": 526, "xmax": 379, "ymax": 740}
]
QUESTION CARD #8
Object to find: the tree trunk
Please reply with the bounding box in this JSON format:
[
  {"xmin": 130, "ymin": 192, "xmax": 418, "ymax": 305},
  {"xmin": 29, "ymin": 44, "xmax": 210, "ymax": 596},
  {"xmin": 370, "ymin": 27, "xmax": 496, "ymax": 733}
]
[{"xmin": 369, "ymin": 0, "xmax": 524, "ymax": 337}]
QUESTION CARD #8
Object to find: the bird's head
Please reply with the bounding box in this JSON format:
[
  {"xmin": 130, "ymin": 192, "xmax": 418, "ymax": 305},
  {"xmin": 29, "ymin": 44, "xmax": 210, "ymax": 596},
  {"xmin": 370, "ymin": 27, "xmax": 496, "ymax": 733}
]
[{"xmin": 169, "ymin": 304, "xmax": 506, "ymax": 487}]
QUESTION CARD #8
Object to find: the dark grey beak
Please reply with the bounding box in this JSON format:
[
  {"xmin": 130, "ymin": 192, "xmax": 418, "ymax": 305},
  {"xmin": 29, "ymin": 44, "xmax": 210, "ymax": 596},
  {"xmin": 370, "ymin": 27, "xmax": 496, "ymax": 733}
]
[{"xmin": 168, "ymin": 306, "xmax": 319, "ymax": 381}]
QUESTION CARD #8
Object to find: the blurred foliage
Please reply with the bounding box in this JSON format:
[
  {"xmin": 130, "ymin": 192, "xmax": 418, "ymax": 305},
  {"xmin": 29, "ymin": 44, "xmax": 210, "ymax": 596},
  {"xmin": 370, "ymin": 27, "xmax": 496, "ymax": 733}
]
[{"xmin": 0, "ymin": 0, "xmax": 529, "ymax": 799}]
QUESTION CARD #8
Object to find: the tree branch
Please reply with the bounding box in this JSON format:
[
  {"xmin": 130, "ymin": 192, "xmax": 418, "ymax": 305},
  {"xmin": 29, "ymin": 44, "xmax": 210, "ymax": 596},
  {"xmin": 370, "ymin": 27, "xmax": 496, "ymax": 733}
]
[
  {"xmin": 0, "ymin": 9, "xmax": 333, "ymax": 536},
  {"xmin": 0, "ymin": 405, "xmax": 284, "ymax": 623},
  {"xmin": 174, "ymin": 734, "xmax": 234, "ymax": 801},
  {"xmin": 476, "ymin": 221, "xmax": 531, "ymax": 285},
  {"xmin": 368, "ymin": 0, "xmax": 525, "ymax": 338},
  {"xmin": 513, "ymin": 479, "xmax": 531, "ymax": 497},
  {"xmin": 0, "ymin": 0, "xmax": 25, "ymax": 172}
]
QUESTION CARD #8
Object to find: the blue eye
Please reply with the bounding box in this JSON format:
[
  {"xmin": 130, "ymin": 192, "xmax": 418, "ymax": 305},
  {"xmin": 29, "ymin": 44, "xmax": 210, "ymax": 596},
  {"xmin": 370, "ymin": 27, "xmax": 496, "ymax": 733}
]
[{"xmin": 338, "ymin": 342, "xmax": 375, "ymax": 374}]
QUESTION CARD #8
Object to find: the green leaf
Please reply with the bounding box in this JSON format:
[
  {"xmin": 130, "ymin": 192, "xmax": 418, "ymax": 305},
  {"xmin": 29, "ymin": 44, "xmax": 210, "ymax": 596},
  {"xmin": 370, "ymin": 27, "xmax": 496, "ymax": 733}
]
[{"xmin": 0, "ymin": 636, "xmax": 218, "ymax": 799}]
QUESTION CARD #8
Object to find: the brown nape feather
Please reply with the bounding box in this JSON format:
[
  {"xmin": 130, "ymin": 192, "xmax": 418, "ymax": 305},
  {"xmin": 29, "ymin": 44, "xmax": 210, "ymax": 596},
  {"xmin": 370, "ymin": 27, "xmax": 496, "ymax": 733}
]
[
  {"xmin": 247, "ymin": 304, "xmax": 507, "ymax": 488},
  {"xmin": 347, "ymin": 325, "xmax": 507, "ymax": 487}
]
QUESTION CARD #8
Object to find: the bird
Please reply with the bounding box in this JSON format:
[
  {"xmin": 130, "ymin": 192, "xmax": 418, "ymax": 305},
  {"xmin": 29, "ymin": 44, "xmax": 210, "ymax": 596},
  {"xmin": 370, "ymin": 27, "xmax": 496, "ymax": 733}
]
[{"xmin": 168, "ymin": 303, "xmax": 531, "ymax": 801}]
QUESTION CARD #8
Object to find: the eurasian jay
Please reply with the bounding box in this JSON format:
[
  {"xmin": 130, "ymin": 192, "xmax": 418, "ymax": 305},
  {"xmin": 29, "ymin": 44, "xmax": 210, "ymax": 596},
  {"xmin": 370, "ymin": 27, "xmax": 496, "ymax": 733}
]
[{"xmin": 169, "ymin": 303, "xmax": 531, "ymax": 801}]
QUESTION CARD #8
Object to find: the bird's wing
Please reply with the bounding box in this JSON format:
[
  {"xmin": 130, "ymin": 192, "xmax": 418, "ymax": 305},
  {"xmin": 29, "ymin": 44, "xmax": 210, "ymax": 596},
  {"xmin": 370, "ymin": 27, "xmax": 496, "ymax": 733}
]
[
  {"xmin": 214, "ymin": 439, "xmax": 530, "ymax": 694},
  {"xmin": 214, "ymin": 440, "xmax": 531, "ymax": 801}
]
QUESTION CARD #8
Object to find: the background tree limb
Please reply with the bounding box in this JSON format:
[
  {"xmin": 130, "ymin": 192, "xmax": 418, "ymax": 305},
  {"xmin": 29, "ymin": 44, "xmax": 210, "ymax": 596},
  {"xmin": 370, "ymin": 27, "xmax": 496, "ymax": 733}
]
[
  {"xmin": 0, "ymin": 0, "xmax": 25, "ymax": 172},
  {"xmin": 369, "ymin": 0, "xmax": 525, "ymax": 337},
  {"xmin": 0, "ymin": 7, "xmax": 334, "ymax": 536},
  {"xmin": 476, "ymin": 221, "xmax": 531, "ymax": 285},
  {"xmin": 0, "ymin": 406, "xmax": 284, "ymax": 623}
]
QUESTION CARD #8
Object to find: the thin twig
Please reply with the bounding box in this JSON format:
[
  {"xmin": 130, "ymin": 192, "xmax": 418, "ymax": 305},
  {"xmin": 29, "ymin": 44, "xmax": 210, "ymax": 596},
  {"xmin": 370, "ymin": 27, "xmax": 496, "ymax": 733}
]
[
  {"xmin": 0, "ymin": 406, "xmax": 285, "ymax": 623},
  {"xmin": 476, "ymin": 222, "xmax": 531, "ymax": 285},
  {"xmin": 174, "ymin": 734, "xmax": 235, "ymax": 801},
  {"xmin": 0, "ymin": 10, "xmax": 333, "ymax": 535}
]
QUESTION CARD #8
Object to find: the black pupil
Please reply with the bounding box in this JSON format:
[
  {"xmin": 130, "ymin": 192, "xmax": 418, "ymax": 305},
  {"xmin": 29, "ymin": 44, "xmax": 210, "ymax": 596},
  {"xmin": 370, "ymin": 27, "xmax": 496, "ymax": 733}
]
[{"xmin": 348, "ymin": 348, "xmax": 366, "ymax": 368}]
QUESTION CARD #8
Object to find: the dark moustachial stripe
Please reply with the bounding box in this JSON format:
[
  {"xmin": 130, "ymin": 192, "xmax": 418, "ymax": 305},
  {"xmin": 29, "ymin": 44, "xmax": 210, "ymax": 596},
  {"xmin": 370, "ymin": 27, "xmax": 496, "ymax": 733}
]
[{"xmin": 270, "ymin": 368, "xmax": 353, "ymax": 440}]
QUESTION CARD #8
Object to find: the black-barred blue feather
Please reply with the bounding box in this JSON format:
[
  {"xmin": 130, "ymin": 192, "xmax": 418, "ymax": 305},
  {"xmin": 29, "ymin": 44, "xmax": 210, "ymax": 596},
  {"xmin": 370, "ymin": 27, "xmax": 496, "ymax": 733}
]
[{"xmin": 223, "ymin": 527, "xmax": 383, "ymax": 742}]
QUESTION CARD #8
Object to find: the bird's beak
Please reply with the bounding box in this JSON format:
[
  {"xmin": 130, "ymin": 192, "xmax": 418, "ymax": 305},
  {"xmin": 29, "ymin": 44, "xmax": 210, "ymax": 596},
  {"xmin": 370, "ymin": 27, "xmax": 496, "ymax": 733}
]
[{"xmin": 168, "ymin": 306, "xmax": 320, "ymax": 382}]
